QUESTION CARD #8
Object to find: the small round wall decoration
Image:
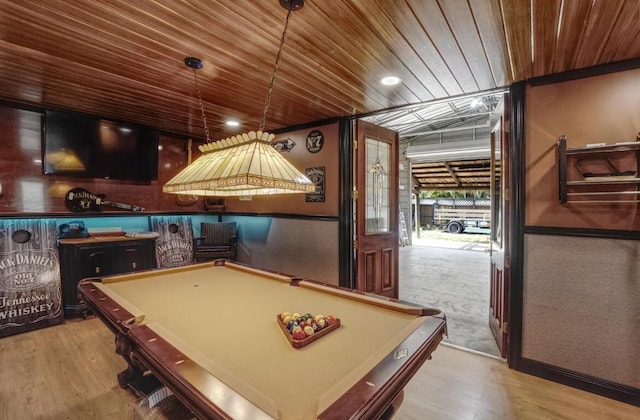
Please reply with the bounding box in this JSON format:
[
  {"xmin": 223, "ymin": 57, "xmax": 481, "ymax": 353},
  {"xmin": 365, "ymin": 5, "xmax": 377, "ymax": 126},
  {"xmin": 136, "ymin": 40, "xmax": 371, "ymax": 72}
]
[
  {"xmin": 306, "ymin": 130, "xmax": 324, "ymax": 153},
  {"xmin": 12, "ymin": 229, "xmax": 31, "ymax": 244}
]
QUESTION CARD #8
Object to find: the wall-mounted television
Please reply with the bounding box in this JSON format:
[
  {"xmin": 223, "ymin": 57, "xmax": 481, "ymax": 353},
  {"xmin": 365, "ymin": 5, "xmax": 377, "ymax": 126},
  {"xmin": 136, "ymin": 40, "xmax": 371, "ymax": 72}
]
[{"xmin": 42, "ymin": 109, "xmax": 159, "ymax": 181}]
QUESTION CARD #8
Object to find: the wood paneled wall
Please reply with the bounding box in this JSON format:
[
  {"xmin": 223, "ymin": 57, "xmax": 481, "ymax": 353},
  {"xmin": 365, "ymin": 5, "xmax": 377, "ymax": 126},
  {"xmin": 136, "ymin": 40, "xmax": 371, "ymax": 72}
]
[
  {"xmin": 522, "ymin": 67, "xmax": 640, "ymax": 398},
  {"xmin": 222, "ymin": 123, "xmax": 340, "ymax": 217},
  {"xmin": 525, "ymin": 67, "xmax": 640, "ymax": 230},
  {"xmin": 0, "ymin": 105, "xmax": 339, "ymax": 216},
  {"xmin": 0, "ymin": 105, "xmax": 201, "ymax": 214}
]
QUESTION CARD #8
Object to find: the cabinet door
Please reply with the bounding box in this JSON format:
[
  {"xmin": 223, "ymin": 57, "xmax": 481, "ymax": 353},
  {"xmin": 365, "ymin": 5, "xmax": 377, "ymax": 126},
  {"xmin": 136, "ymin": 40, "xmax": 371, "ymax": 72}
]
[
  {"xmin": 116, "ymin": 241, "xmax": 154, "ymax": 273},
  {"xmin": 59, "ymin": 244, "xmax": 82, "ymax": 310},
  {"xmin": 79, "ymin": 246, "xmax": 114, "ymax": 278}
]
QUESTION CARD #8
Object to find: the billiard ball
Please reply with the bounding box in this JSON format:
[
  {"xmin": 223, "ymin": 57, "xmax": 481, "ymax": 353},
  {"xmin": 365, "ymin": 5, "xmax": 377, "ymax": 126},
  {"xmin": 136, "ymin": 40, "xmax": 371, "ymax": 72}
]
[
  {"xmin": 292, "ymin": 329, "xmax": 306, "ymax": 340},
  {"xmin": 290, "ymin": 325, "xmax": 303, "ymax": 334},
  {"xmin": 280, "ymin": 312, "xmax": 292, "ymax": 321}
]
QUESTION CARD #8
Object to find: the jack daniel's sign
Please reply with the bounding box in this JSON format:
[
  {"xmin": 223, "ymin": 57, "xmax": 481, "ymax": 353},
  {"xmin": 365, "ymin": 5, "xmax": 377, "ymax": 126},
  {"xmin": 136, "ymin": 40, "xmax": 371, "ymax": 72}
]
[
  {"xmin": 156, "ymin": 238, "xmax": 193, "ymax": 268},
  {"xmin": 149, "ymin": 216, "xmax": 194, "ymax": 268},
  {"xmin": 0, "ymin": 219, "xmax": 63, "ymax": 337}
]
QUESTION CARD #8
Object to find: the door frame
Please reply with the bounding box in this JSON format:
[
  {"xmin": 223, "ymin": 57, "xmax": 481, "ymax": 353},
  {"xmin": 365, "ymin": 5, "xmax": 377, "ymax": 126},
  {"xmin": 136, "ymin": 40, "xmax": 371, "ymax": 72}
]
[
  {"xmin": 507, "ymin": 81, "xmax": 526, "ymax": 368},
  {"xmin": 338, "ymin": 119, "xmax": 356, "ymax": 289}
]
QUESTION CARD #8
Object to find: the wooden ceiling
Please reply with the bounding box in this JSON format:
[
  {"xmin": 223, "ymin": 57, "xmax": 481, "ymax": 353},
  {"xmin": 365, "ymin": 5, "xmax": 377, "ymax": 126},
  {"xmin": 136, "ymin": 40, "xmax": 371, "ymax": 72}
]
[
  {"xmin": 411, "ymin": 159, "xmax": 499, "ymax": 191},
  {"xmin": 0, "ymin": 0, "xmax": 639, "ymax": 141}
]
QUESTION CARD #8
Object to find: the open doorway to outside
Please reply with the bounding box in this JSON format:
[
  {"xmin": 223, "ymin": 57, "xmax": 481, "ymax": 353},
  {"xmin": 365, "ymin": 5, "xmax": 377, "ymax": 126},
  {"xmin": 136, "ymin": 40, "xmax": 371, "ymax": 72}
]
[{"xmin": 361, "ymin": 89, "xmax": 506, "ymax": 358}]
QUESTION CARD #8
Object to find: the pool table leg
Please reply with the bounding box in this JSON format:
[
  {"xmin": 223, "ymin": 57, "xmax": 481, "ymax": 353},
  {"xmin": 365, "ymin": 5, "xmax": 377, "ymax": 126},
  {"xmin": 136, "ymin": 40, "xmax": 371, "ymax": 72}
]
[
  {"xmin": 380, "ymin": 390, "xmax": 405, "ymax": 420},
  {"xmin": 114, "ymin": 333, "xmax": 161, "ymax": 396}
]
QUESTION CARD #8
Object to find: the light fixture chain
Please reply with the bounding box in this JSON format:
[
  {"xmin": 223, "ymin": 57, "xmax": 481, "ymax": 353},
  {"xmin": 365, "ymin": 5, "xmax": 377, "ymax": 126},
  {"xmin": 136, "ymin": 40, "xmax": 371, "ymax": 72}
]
[
  {"xmin": 259, "ymin": 5, "xmax": 294, "ymax": 133},
  {"xmin": 192, "ymin": 67, "xmax": 211, "ymax": 142}
]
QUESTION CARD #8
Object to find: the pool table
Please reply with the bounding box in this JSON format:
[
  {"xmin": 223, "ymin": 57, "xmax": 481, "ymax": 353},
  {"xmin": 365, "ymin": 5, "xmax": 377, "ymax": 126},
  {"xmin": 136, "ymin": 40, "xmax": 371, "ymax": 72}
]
[{"xmin": 79, "ymin": 260, "xmax": 446, "ymax": 420}]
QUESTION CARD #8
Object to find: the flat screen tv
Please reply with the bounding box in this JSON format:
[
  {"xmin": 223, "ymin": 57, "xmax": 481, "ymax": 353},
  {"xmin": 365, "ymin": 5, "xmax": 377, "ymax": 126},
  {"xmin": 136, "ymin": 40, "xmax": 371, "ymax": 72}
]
[{"xmin": 42, "ymin": 110, "xmax": 159, "ymax": 181}]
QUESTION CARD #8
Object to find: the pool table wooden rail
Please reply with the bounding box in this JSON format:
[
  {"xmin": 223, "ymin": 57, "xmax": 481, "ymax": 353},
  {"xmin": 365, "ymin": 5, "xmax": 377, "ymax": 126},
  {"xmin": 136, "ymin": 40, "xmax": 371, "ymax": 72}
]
[
  {"xmin": 319, "ymin": 316, "xmax": 445, "ymax": 419},
  {"xmin": 78, "ymin": 261, "xmax": 447, "ymax": 419},
  {"xmin": 79, "ymin": 276, "xmax": 262, "ymax": 419}
]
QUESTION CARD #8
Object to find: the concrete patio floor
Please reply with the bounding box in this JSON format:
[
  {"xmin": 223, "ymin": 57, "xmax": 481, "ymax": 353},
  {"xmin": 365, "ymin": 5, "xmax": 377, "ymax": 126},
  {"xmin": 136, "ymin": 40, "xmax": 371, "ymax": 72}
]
[{"xmin": 398, "ymin": 234, "xmax": 501, "ymax": 358}]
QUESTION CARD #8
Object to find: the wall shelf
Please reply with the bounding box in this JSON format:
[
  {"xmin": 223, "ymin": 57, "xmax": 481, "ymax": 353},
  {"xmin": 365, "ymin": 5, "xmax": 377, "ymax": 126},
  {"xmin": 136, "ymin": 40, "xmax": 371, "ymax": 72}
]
[{"xmin": 558, "ymin": 135, "xmax": 640, "ymax": 204}]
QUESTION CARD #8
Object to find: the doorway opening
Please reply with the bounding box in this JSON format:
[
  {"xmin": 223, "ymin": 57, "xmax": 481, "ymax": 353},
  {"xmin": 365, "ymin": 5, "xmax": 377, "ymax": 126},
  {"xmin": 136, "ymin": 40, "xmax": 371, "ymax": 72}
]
[
  {"xmin": 400, "ymin": 199, "xmax": 499, "ymax": 357},
  {"xmin": 361, "ymin": 89, "xmax": 506, "ymax": 358}
]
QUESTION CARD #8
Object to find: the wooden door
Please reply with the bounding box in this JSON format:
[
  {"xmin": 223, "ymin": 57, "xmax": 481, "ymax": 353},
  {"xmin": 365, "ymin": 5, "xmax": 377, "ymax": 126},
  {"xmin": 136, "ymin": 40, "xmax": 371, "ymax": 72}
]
[
  {"xmin": 354, "ymin": 120, "xmax": 399, "ymax": 298},
  {"xmin": 80, "ymin": 246, "xmax": 113, "ymax": 277},
  {"xmin": 488, "ymin": 97, "xmax": 510, "ymax": 358},
  {"xmin": 117, "ymin": 242, "xmax": 151, "ymax": 273}
]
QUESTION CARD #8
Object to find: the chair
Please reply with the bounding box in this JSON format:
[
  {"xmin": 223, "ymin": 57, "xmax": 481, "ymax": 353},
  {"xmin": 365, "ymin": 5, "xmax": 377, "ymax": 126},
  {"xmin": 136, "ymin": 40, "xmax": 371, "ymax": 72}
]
[{"xmin": 193, "ymin": 222, "xmax": 238, "ymax": 262}]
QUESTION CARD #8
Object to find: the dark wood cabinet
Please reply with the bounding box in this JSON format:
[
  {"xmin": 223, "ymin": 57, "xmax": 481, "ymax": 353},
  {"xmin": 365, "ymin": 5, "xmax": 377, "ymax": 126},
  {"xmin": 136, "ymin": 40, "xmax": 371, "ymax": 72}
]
[{"xmin": 59, "ymin": 237, "xmax": 157, "ymax": 316}]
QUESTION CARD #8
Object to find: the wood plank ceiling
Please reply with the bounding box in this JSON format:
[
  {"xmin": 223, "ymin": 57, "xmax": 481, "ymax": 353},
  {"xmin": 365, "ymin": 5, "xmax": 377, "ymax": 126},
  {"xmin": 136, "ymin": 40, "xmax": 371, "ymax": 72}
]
[
  {"xmin": 410, "ymin": 159, "xmax": 496, "ymax": 191},
  {"xmin": 0, "ymin": 0, "xmax": 638, "ymax": 150}
]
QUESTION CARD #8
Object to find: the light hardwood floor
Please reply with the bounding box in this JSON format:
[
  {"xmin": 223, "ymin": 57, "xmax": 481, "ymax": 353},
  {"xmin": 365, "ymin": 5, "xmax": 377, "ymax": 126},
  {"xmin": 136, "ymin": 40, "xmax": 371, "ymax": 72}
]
[{"xmin": 1, "ymin": 318, "xmax": 638, "ymax": 420}]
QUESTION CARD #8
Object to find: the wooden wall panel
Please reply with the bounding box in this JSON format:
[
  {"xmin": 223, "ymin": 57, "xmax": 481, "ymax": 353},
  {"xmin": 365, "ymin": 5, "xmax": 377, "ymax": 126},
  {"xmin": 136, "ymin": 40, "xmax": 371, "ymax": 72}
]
[
  {"xmin": 222, "ymin": 123, "xmax": 340, "ymax": 217},
  {"xmin": 525, "ymin": 67, "xmax": 640, "ymax": 230},
  {"xmin": 0, "ymin": 105, "xmax": 339, "ymax": 217},
  {"xmin": 0, "ymin": 105, "xmax": 203, "ymax": 215}
]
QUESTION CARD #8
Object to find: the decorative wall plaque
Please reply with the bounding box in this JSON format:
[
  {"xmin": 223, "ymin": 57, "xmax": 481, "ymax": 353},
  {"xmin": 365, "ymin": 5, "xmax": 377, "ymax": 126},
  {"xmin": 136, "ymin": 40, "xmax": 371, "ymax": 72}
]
[
  {"xmin": 150, "ymin": 215, "xmax": 194, "ymax": 268},
  {"xmin": 0, "ymin": 218, "xmax": 63, "ymax": 338},
  {"xmin": 305, "ymin": 166, "xmax": 325, "ymax": 202},
  {"xmin": 272, "ymin": 137, "xmax": 296, "ymax": 152},
  {"xmin": 306, "ymin": 130, "xmax": 324, "ymax": 153}
]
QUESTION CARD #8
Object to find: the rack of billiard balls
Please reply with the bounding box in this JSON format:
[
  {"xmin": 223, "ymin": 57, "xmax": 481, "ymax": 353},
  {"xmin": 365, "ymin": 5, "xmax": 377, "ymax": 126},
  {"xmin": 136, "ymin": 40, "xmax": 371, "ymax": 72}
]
[{"xmin": 277, "ymin": 312, "xmax": 340, "ymax": 348}]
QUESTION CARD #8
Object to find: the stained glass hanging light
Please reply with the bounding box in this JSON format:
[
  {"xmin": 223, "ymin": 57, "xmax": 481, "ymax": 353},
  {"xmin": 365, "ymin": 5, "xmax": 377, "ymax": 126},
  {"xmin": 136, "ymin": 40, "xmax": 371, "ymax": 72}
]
[{"xmin": 163, "ymin": 0, "xmax": 314, "ymax": 197}]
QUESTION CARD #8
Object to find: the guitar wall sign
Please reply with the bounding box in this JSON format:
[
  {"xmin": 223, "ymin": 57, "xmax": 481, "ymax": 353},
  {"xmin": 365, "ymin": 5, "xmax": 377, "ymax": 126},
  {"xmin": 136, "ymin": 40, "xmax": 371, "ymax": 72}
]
[{"xmin": 65, "ymin": 188, "xmax": 145, "ymax": 212}]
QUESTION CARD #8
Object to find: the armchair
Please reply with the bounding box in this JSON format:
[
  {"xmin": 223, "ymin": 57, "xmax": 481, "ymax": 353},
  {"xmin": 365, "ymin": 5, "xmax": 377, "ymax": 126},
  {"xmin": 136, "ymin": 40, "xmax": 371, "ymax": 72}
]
[{"xmin": 193, "ymin": 222, "xmax": 238, "ymax": 262}]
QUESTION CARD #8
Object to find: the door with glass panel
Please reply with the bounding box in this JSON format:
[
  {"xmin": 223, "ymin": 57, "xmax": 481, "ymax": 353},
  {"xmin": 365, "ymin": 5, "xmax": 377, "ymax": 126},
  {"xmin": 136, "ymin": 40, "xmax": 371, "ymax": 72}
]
[
  {"xmin": 488, "ymin": 97, "xmax": 509, "ymax": 358},
  {"xmin": 354, "ymin": 120, "xmax": 399, "ymax": 299}
]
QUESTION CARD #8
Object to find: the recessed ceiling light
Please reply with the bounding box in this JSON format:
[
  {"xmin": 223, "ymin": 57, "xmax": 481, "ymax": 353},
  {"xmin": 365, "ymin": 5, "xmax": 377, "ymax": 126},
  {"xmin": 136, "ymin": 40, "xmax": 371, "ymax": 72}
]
[
  {"xmin": 380, "ymin": 76, "xmax": 401, "ymax": 86},
  {"xmin": 226, "ymin": 120, "xmax": 240, "ymax": 127}
]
